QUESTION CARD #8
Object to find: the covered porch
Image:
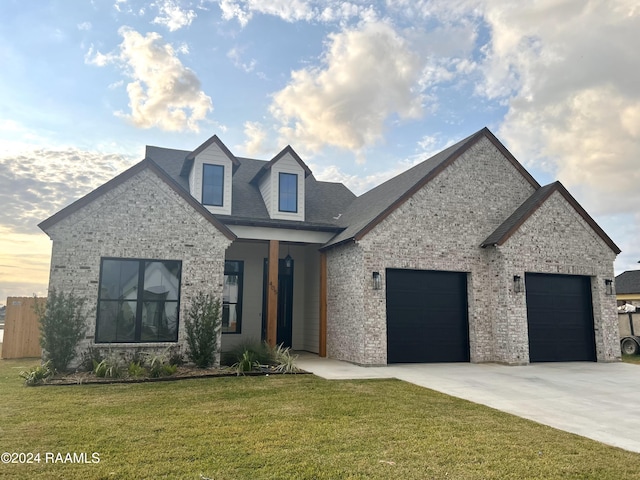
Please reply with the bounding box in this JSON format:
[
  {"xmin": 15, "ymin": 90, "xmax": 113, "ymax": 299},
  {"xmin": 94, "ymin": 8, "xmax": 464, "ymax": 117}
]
[{"xmin": 220, "ymin": 238, "xmax": 328, "ymax": 356}]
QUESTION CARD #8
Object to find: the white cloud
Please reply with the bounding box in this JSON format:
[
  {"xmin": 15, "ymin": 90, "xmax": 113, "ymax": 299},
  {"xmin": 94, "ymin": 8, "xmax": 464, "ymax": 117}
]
[
  {"xmin": 269, "ymin": 21, "xmax": 424, "ymax": 161},
  {"xmin": 77, "ymin": 21, "xmax": 92, "ymax": 31},
  {"xmin": 152, "ymin": 0, "xmax": 197, "ymax": 31},
  {"xmin": 241, "ymin": 121, "xmax": 272, "ymax": 156},
  {"xmin": 86, "ymin": 27, "xmax": 212, "ymax": 132},
  {"xmin": 0, "ymin": 148, "xmax": 136, "ymax": 298},
  {"xmin": 458, "ymin": 1, "xmax": 640, "ymax": 219},
  {"xmin": 500, "ymin": 86, "xmax": 640, "ymax": 216},
  {"xmin": 215, "ymin": 0, "xmax": 375, "ymax": 27},
  {"xmin": 0, "ymin": 149, "xmax": 136, "ymax": 235},
  {"xmin": 227, "ymin": 46, "xmax": 256, "ymax": 72}
]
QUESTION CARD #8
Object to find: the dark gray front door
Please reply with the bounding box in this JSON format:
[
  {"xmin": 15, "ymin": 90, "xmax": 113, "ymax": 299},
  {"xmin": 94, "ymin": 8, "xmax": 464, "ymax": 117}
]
[{"xmin": 262, "ymin": 259, "xmax": 294, "ymax": 348}]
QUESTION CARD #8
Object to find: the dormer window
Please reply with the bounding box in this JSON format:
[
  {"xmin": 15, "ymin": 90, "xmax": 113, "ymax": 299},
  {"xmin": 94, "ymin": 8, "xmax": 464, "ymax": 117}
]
[
  {"xmin": 202, "ymin": 164, "xmax": 224, "ymax": 206},
  {"xmin": 279, "ymin": 172, "xmax": 298, "ymax": 213}
]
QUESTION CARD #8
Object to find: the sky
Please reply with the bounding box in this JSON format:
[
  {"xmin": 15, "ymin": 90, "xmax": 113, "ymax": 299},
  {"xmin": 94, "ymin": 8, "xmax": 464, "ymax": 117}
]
[{"xmin": 1, "ymin": 0, "xmax": 639, "ymax": 305}]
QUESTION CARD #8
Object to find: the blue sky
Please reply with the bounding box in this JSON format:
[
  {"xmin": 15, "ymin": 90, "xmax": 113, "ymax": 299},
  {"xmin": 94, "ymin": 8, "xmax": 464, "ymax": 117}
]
[{"xmin": 1, "ymin": 0, "xmax": 639, "ymax": 304}]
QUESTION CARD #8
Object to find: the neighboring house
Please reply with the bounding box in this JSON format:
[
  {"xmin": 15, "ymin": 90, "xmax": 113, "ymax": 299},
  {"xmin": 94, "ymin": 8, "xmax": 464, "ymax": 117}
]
[
  {"xmin": 616, "ymin": 270, "xmax": 640, "ymax": 307},
  {"xmin": 39, "ymin": 128, "xmax": 621, "ymax": 366}
]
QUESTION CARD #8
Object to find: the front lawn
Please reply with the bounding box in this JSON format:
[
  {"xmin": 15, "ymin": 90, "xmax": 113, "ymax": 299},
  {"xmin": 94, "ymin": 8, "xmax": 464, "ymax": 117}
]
[{"xmin": 1, "ymin": 358, "xmax": 639, "ymax": 479}]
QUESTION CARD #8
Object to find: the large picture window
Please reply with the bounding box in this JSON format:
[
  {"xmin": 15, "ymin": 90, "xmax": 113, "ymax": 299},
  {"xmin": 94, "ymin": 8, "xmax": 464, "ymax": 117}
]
[
  {"xmin": 222, "ymin": 260, "xmax": 243, "ymax": 334},
  {"xmin": 96, "ymin": 258, "xmax": 181, "ymax": 343},
  {"xmin": 202, "ymin": 164, "xmax": 224, "ymax": 206},
  {"xmin": 278, "ymin": 172, "xmax": 298, "ymax": 213}
]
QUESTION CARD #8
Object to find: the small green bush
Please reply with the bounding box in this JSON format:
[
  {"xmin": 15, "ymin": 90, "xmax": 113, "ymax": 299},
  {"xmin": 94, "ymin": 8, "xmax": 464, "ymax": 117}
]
[
  {"xmin": 185, "ymin": 292, "xmax": 222, "ymax": 368},
  {"xmin": 146, "ymin": 352, "xmax": 178, "ymax": 378},
  {"xmin": 127, "ymin": 361, "xmax": 147, "ymax": 378},
  {"xmin": 35, "ymin": 290, "xmax": 87, "ymax": 372},
  {"xmin": 93, "ymin": 356, "xmax": 123, "ymax": 378},
  {"xmin": 271, "ymin": 344, "xmax": 300, "ymax": 374},
  {"xmin": 233, "ymin": 350, "xmax": 260, "ymax": 375},
  {"xmin": 20, "ymin": 361, "xmax": 54, "ymax": 386},
  {"xmin": 221, "ymin": 341, "xmax": 271, "ymax": 367},
  {"xmin": 224, "ymin": 341, "xmax": 300, "ymax": 374}
]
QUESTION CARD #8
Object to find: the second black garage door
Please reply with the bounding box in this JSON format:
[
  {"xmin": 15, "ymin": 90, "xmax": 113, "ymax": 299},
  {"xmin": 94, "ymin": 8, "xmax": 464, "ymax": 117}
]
[
  {"xmin": 386, "ymin": 269, "xmax": 469, "ymax": 363},
  {"xmin": 525, "ymin": 273, "xmax": 596, "ymax": 362}
]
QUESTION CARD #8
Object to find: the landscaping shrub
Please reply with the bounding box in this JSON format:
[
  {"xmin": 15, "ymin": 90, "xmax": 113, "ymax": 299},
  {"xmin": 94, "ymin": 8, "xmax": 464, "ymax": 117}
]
[
  {"xmin": 146, "ymin": 351, "xmax": 178, "ymax": 378},
  {"xmin": 35, "ymin": 290, "xmax": 87, "ymax": 372},
  {"xmin": 19, "ymin": 361, "xmax": 54, "ymax": 386},
  {"xmin": 221, "ymin": 341, "xmax": 271, "ymax": 367},
  {"xmin": 223, "ymin": 341, "xmax": 301, "ymax": 374},
  {"xmin": 127, "ymin": 361, "xmax": 146, "ymax": 378},
  {"xmin": 185, "ymin": 292, "xmax": 222, "ymax": 368},
  {"xmin": 271, "ymin": 344, "xmax": 301, "ymax": 374},
  {"xmin": 93, "ymin": 355, "xmax": 123, "ymax": 378}
]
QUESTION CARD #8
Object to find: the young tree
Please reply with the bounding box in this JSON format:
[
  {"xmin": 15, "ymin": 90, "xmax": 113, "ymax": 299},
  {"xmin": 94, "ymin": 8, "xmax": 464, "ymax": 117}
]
[
  {"xmin": 35, "ymin": 290, "xmax": 86, "ymax": 372},
  {"xmin": 185, "ymin": 292, "xmax": 222, "ymax": 368}
]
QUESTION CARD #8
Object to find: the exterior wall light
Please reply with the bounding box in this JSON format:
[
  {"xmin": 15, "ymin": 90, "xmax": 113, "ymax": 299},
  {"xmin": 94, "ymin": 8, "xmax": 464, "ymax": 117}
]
[
  {"xmin": 372, "ymin": 271, "xmax": 382, "ymax": 290},
  {"xmin": 284, "ymin": 245, "xmax": 292, "ymax": 269},
  {"xmin": 513, "ymin": 275, "xmax": 524, "ymax": 293},
  {"xmin": 605, "ymin": 279, "xmax": 614, "ymax": 296}
]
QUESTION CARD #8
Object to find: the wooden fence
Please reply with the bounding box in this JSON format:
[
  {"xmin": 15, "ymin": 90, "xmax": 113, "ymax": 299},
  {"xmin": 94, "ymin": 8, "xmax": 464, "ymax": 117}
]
[{"xmin": 1, "ymin": 297, "xmax": 45, "ymax": 359}]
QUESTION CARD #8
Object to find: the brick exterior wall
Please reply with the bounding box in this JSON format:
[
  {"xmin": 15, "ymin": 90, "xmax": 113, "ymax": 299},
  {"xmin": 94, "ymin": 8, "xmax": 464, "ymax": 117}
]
[
  {"xmin": 43, "ymin": 168, "xmax": 232, "ymax": 368},
  {"xmin": 325, "ymin": 137, "xmax": 618, "ymax": 365},
  {"xmin": 491, "ymin": 191, "xmax": 619, "ymax": 363},
  {"xmin": 326, "ymin": 242, "xmax": 367, "ymax": 364}
]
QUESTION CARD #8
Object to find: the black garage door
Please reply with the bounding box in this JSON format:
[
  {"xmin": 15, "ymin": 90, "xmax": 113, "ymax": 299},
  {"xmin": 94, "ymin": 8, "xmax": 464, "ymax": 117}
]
[
  {"xmin": 386, "ymin": 269, "xmax": 469, "ymax": 363},
  {"xmin": 525, "ymin": 273, "xmax": 596, "ymax": 362}
]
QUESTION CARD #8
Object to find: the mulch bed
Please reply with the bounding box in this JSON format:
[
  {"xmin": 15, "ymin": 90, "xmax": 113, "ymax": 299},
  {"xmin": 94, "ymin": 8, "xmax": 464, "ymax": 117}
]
[{"xmin": 40, "ymin": 366, "xmax": 309, "ymax": 386}]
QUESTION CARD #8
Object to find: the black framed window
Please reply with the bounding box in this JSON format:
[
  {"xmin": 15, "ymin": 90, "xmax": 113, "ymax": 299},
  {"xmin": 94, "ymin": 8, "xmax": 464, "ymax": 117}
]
[
  {"xmin": 222, "ymin": 260, "xmax": 243, "ymax": 334},
  {"xmin": 96, "ymin": 258, "xmax": 181, "ymax": 343},
  {"xmin": 278, "ymin": 172, "xmax": 298, "ymax": 213},
  {"xmin": 202, "ymin": 164, "xmax": 224, "ymax": 206}
]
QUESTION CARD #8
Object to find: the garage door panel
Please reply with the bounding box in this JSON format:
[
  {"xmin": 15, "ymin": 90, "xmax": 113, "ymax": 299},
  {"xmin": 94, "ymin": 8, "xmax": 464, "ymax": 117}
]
[
  {"xmin": 526, "ymin": 273, "xmax": 595, "ymax": 362},
  {"xmin": 386, "ymin": 269, "xmax": 469, "ymax": 363}
]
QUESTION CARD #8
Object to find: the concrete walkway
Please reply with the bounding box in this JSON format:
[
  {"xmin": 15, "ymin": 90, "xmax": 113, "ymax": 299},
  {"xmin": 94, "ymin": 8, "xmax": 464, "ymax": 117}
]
[{"xmin": 295, "ymin": 353, "xmax": 640, "ymax": 454}]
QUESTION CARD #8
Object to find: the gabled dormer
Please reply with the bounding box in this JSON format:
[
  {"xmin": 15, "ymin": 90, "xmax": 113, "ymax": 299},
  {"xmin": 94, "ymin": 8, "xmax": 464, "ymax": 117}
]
[
  {"xmin": 180, "ymin": 135, "xmax": 240, "ymax": 215},
  {"xmin": 250, "ymin": 146, "xmax": 312, "ymax": 222}
]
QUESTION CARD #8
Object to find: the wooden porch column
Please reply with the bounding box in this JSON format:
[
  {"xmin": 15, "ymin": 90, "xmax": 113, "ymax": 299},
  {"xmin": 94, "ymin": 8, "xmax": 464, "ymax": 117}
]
[
  {"xmin": 319, "ymin": 251, "xmax": 327, "ymax": 357},
  {"xmin": 266, "ymin": 240, "xmax": 279, "ymax": 347}
]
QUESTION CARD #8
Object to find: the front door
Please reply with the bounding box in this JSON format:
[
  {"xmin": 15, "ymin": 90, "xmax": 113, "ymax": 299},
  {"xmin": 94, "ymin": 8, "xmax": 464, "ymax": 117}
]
[{"xmin": 262, "ymin": 258, "xmax": 294, "ymax": 348}]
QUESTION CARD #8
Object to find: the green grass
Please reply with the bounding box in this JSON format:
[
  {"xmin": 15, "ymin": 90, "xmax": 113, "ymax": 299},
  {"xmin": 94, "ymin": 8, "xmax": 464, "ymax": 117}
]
[
  {"xmin": 1, "ymin": 358, "xmax": 639, "ymax": 479},
  {"xmin": 622, "ymin": 353, "xmax": 640, "ymax": 364}
]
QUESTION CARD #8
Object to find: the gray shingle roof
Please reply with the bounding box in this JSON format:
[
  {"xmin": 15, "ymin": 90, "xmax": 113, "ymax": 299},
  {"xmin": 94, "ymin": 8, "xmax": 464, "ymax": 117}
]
[
  {"xmin": 616, "ymin": 271, "xmax": 640, "ymax": 294},
  {"xmin": 146, "ymin": 146, "xmax": 356, "ymax": 230},
  {"xmin": 44, "ymin": 127, "xmax": 621, "ymax": 256},
  {"xmin": 322, "ymin": 129, "xmax": 485, "ymax": 248}
]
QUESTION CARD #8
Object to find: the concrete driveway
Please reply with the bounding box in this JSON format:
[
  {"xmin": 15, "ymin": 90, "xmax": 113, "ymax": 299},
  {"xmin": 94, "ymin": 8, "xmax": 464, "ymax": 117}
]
[{"xmin": 295, "ymin": 353, "xmax": 640, "ymax": 454}]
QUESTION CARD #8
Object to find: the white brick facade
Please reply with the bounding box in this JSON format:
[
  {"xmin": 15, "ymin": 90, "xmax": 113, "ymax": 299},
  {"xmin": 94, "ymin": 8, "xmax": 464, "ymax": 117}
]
[
  {"xmin": 325, "ymin": 137, "xmax": 619, "ymax": 365},
  {"xmin": 40, "ymin": 130, "xmax": 619, "ymax": 368},
  {"xmin": 43, "ymin": 167, "xmax": 232, "ymax": 367}
]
